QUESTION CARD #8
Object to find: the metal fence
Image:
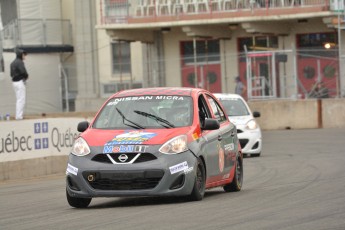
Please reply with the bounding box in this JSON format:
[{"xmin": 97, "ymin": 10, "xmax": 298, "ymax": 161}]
[
  {"xmin": 60, "ymin": 64, "xmax": 78, "ymax": 112},
  {"xmin": 2, "ymin": 19, "xmax": 73, "ymax": 49},
  {"xmin": 100, "ymin": 0, "xmax": 328, "ymax": 24}
]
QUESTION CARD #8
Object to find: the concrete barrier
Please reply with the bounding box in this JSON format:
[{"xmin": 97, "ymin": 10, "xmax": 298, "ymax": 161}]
[
  {"xmin": 322, "ymin": 98, "xmax": 345, "ymax": 128},
  {"xmin": 248, "ymin": 99, "xmax": 319, "ymax": 130},
  {"xmin": 0, "ymin": 155, "xmax": 68, "ymax": 181},
  {"xmin": 248, "ymin": 98, "xmax": 345, "ymax": 130}
]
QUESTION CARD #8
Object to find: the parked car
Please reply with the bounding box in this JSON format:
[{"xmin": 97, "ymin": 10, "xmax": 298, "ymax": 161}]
[
  {"xmin": 66, "ymin": 87, "xmax": 243, "ymax": 208},
  {"xmin": 214, "ymin": 93, "xmax": 262, "ymax": 157}
]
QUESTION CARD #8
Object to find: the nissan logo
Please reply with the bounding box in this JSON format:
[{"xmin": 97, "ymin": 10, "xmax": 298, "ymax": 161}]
[{"xmin": 118, "ymin": 154, "xmax": 128, "ymax": 162}]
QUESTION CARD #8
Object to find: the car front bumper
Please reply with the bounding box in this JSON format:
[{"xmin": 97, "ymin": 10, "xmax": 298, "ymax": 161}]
[
  {"xmin": 237, "ymin": 127, "xmax": 262, "ymax": 155},
  {"xmin": 66, "ymin": 150, "xmax": 198, "ymax": 198}
]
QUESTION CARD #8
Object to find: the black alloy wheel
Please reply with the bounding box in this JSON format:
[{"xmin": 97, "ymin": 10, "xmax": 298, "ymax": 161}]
[
  {"xmin": 189, "ymin": 158, "xmax": 206, "ymax": 201},
  {"xmin": 223, "ymin": 155, "xmax": 243, "ymax": 192}
]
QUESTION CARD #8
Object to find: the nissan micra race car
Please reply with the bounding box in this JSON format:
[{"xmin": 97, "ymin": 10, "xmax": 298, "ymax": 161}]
[{"xmin": 66, "ymin": 87, "xmax": 243, "ymax": 208}]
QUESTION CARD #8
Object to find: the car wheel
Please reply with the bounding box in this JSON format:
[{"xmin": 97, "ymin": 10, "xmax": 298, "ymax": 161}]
[
  {"xmin": 66, "ymin": 189, "xmax": 92, "ymax": 208},
  {"xmin": 223, "ymin": 155, "xmax": 243, "ymax": 192},
  {"xmin": 189, "ymin": 158, "xmax": 206, "ymax": 201}
]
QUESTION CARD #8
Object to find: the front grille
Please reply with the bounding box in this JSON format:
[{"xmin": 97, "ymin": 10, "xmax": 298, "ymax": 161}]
[
  {"xmin": 239, "ymin": 139, "xmax": 249, "ymax": 149},
  {"xmin": 252, "ymin": 141, "xmax": 259, "ymax": 149},
  {"xmin": 92, "ymin": 153, "xmax": 157, "ymax": 164},
  {"xmin": 83, "ymin": 170, "xmax": 164, "ymax": 190},
  {"xmin": 237, "ymin": 129, "xmax": 243, "ymax": 134}
]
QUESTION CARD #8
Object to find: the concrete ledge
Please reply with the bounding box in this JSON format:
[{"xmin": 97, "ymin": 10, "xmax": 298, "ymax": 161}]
[
  {"xmin": 0, "ymin": 155, "xmax": 68, "ymax": 181},
  {"xmin": 322, "ymin": 98, "xmax": 345, "ymax": 128},
  {"xmin": 248, "ymin": 99, "xmax": 319, "ymax": 130}
]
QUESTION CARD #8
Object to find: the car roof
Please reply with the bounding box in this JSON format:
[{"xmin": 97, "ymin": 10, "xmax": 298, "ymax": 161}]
[
  {"xmin": 113, "ymin": 87, "xmax": 206, "ymax": 97},
  {"xmin": 213, "ymin": 93, "xmax": 244, "ymax": 100}
]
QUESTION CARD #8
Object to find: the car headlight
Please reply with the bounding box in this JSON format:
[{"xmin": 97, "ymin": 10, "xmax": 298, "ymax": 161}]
[
  {"xmin": 246, "ymin": 119, "xmax": 258, "ymax": 130},
  {"xmin": 71, "ymin": 137, "xmax": 90, "ymax": 156},
  {"xmin": 159, "ymin": 135, "xmax": 188, "ymax": 154}
]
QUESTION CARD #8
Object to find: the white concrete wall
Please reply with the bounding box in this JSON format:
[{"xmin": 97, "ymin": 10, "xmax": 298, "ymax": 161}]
[{"xmin": 163, "ymin": 28, "xmax": 186, "ymax": 87}]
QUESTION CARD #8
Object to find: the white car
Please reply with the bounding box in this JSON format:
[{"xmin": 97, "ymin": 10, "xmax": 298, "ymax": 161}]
[{"xmin": 214, "ymin": 93, "xmax": 262, "ymax": 157}]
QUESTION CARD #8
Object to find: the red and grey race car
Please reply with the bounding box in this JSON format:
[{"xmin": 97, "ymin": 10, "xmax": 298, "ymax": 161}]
[{"xmin": 66, "ymin": 87, "xmax": 243, "ymax": 208}]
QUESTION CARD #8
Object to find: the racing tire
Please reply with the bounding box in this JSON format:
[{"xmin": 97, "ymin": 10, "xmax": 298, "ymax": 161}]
[
  {"xmin": 189, "ymin": 158, "xmax": 206, "ymax": 201},
  {"xmin": 223, "ymin": 155, "xmax": 243, "ymax": 192},
  {"xmin": 66, "ymin": 189, "xmax": 92, "ymax": 208}
]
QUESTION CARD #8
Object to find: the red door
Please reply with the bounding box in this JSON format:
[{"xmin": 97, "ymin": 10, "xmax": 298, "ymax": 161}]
[{"xmin": 181, "ymin": 64, "xmax": 222, "ymax": 93}]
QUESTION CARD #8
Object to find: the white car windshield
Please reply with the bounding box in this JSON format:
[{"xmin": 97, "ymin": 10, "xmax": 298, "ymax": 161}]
[
  {"xmin": 93, "ymin": 95, "xmax": 193, "ymax": 129},
  {"xmin": 218, "ymin": 98, "xmax": 249, "ymax": 116}
]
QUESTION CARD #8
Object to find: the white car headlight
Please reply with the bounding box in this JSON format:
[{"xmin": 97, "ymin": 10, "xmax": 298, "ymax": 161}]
[
  {"xmin": 246, "ymin": 119, "xmax": 258, "ymax": 130},
  {"xmin": 71, "ymin": 137, "xmax": 90, "ymax": 156},
  {"xmin": 159, "ymin": 135, "xmax": 188, "ymax": 154}
]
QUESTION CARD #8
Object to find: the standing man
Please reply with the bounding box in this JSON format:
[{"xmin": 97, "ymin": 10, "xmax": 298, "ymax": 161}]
[
  {"xmin": 10, "ymin": 49, "xmax": 28, "ymax": 120},
  {"xmin": 235, "ymin": 76, "xmax": 247, "ymax": 99}
]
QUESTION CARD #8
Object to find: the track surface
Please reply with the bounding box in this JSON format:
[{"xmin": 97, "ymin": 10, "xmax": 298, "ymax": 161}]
[{"xmin": 1, "ymin": 128, "xmax": 345, "ymax": 230}]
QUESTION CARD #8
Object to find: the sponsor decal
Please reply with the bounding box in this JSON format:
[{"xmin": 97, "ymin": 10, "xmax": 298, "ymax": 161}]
[
  {"xmin": 103, "ymin": 144, "xmax": 148, "ymax": 154},
  {"xmin": 169, "ymin": 161, "xmax": 189, "ymax": 174},
  {"xmin": 107, "ymin": 96, "xmax": 185, "ymax": 106},
  {"xmin": 66, "ymin": 163, "xmax": 78, "ymax": 176},
  {"xmin": 192, "ymin": 133, "xmax": 199, "ymax": 141},
  {"xmin": 222, "ymin": 173, "xmax": 230, "ymax": 179},
  {"xmin": 218, "ymin": 143, "xmax": 225, "ymax": 173},
  {"xmin": 106, "ymin": 131, "xmax": 156, "ymax": 145},
  {"xmin": 155, "ymin": 96, "xmax": 184, "ymax": 100},
  {"xmin": 224, "ymin": 143, "xmax": 234, "ymax": 151},
  {"xmin": 184, "ymin": 166, "xmax": 194, "ymax": 174}
]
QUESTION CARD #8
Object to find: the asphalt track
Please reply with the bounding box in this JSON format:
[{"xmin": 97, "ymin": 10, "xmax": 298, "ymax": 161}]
[{"xmin": 1, "ymin": 128, "xmax": 345, "ymax": 230}]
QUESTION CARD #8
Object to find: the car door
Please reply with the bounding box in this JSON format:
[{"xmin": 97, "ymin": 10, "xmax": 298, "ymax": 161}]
[
  {"xmin": 205, "ymin": 94, "xmax": 237, "ymax": 181},
  {"xmin": 197, "ymin": 93, "xmax": 220, "ymax": 183}
]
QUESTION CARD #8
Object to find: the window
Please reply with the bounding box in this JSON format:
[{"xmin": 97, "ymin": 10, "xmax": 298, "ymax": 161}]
[
  {"xmin": 206, "ymin": 95, "xmax": 227, "ymax": 123},
  {"xmin": 238, "ymin": 36, "xmax": 278, "ymax": 52},
  {"xmin": 198, "ymin": 95, "xmax": 211, "ymax": 127},
  {"xmin": 112, "ymin": 42, "xmax": 131, "ymax": 75},
  {"xmin": 296, "ymin": 32, "xmax": 337, "ymax": 58},
  {"xmin": 181, "ymin": 39, "xmax": 220, "ymax": 65},
  {"xmin": 93, "ymin": 96, "xmax": 193, "ymax": 129},
  {"xmin": 217, "ymin": 98, "xmax": 249, "ymax": 116}
]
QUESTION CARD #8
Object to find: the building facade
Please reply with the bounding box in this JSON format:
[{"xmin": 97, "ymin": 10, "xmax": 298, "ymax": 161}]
[
  {"xmin": 97, "ymin": 0, "xmax": 345, "ymax": 100},
  {"xmin": 1, "ymin": 0, "xmax": 344, "ymax": 116}
]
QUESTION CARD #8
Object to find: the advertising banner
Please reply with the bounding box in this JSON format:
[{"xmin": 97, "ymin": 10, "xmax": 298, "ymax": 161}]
[{"xmin": 0, "ymin": 118, "xmax": 86, "ymax": 162}]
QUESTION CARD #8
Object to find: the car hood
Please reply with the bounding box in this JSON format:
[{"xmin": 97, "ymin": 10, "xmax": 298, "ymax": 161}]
[
  {"xmin": 228, "ymin": 115, "xmax": 253, "ymax": 126},
  {"xmin": 81, "ymin": 127, "xmax": 193, "ymax": 146}
]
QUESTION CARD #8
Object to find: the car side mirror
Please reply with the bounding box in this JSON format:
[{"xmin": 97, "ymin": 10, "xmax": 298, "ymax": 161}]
[
  {"xmin": 253, "ymin": 111, "xmax": 261, "ymax": 118},
  {"xmin": 202, "ymin": 118, "xmax": 220, "ymax": 130},
  {"xmin": 77, "ymin": 121, "xmax": 89, "ymax": 132}
]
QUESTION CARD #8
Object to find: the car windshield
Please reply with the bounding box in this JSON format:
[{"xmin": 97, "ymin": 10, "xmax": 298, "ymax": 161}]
[
  {"xmin": 93, "ymin": 95, "xmax": 193, "ymax": 129},
  {"xmin": 218, "ymin": 98, "xmax": 249, "ymax": 116}
]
